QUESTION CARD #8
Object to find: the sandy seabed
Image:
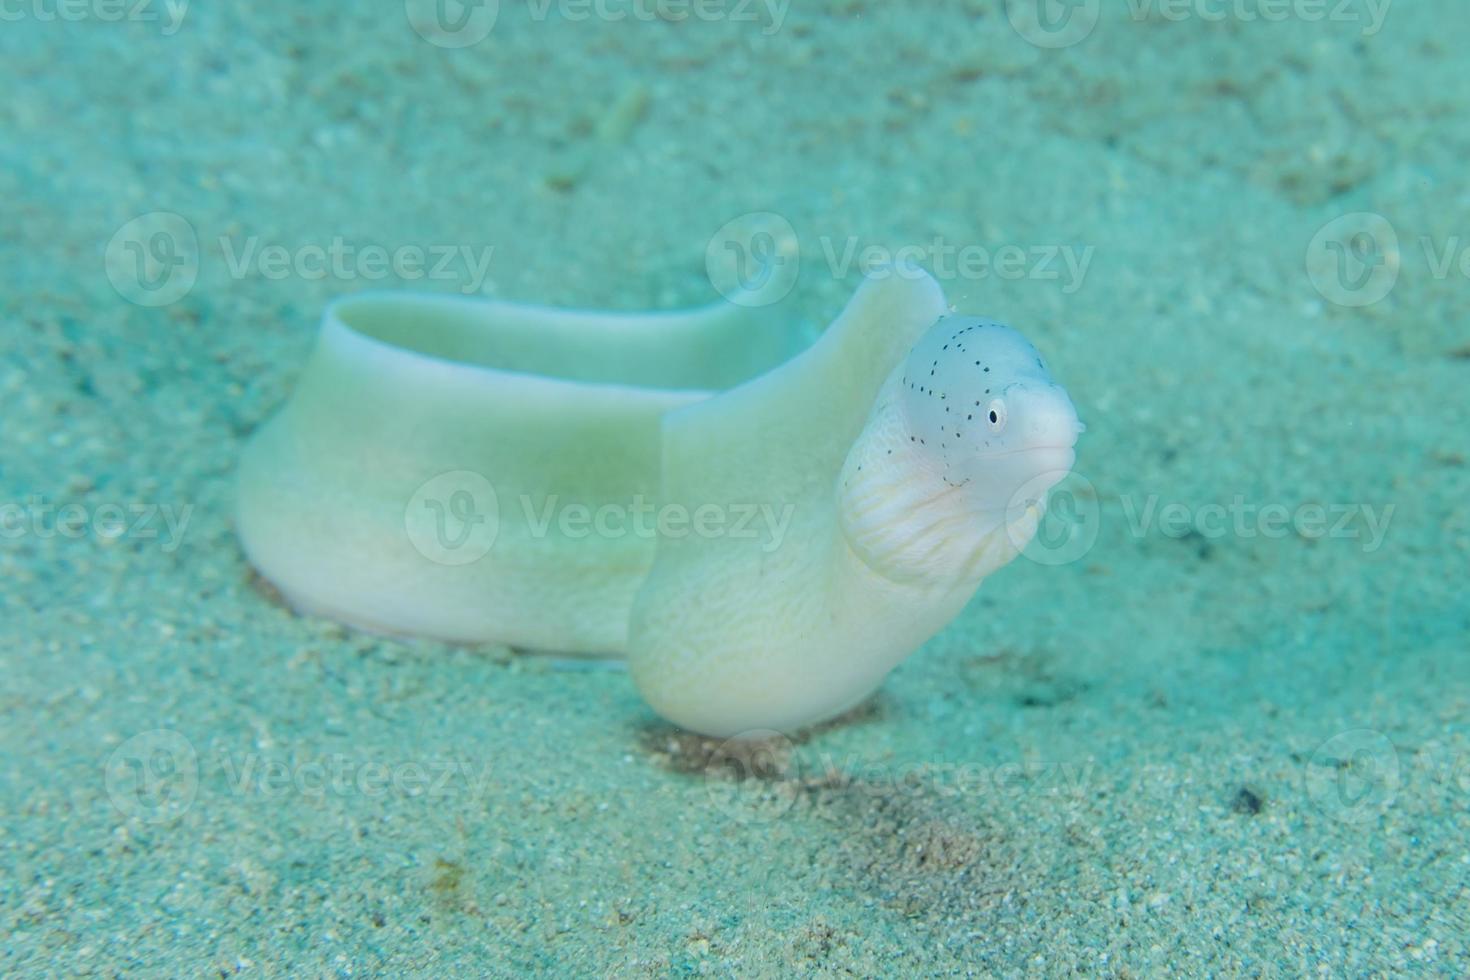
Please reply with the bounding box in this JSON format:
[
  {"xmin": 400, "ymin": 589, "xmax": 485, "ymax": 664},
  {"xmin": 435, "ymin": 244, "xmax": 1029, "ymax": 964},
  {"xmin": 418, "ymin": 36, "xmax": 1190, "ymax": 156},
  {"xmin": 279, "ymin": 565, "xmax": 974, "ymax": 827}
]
[{"xmin": 2, "ymin": 2, "xmax": 1468, "ymax": 975}]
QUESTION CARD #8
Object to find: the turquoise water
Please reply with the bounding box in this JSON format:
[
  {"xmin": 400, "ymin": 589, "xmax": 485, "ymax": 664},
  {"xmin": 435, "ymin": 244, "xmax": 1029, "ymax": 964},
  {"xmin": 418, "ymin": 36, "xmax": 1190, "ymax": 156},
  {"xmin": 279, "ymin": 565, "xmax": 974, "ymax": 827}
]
[{"xmin": 3, "ymin": 2, "xmax": 1468, "ymax": 975}]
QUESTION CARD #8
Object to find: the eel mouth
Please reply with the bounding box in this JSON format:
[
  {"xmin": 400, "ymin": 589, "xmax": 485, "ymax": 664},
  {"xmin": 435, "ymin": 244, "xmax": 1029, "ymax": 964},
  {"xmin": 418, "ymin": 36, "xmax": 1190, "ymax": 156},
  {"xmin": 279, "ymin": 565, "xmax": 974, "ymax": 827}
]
[
  {"xmin": 965, "ymin": 444, "xmax": 1078, "ymax": 480},
  {"xmin": 1018, "ymin": 444, "xmax": 1077, "ymax": 469},
  {"xmin": 978, "ymin": 442, "xmax": 1078, "ymax": 460}
]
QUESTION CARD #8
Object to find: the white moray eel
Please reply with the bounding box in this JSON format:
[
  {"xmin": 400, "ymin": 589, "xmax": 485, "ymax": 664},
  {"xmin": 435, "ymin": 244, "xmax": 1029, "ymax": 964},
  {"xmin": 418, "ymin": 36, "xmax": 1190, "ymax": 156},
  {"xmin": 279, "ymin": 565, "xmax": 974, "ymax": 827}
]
[{"xmin": 237, "ymin": 268, "xmax": 1082, "ymax": 736}]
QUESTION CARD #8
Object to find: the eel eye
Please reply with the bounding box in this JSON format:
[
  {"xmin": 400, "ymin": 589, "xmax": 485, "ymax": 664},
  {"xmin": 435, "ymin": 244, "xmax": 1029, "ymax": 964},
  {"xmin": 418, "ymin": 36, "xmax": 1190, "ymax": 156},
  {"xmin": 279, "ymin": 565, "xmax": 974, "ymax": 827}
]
[{"xmin": 987, "ymin": 399, "xmax": 1006, "ymax": 433}]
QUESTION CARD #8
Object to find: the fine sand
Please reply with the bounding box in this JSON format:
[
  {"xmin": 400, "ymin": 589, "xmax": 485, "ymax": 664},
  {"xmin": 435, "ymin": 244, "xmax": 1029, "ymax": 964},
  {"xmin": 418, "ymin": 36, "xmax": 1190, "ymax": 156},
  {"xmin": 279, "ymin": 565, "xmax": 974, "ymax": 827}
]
[{"xmin": 2, "ymin": 2, "xmax": 1467, "ymax": 975}]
